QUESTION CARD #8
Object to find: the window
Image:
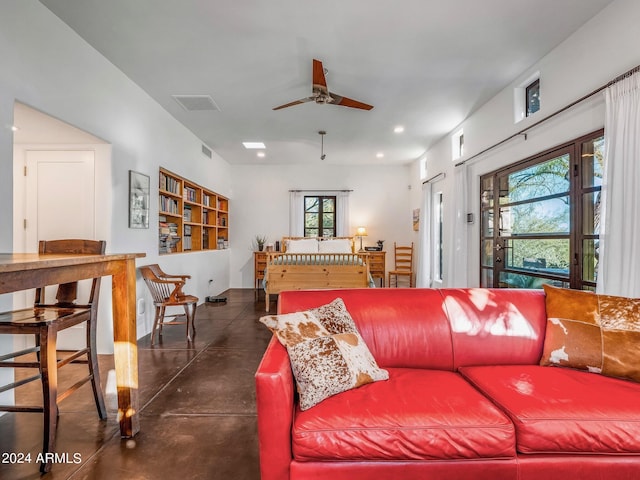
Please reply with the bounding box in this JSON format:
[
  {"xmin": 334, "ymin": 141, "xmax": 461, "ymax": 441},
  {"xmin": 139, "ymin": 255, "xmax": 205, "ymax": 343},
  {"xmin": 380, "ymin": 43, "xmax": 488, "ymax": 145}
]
[
  {"xmin": 419, "ymin": 156, "xmax": 427, "ymax": 180},
  {"xmin": 451, "ymin": 129, "xmax": 464, "ymax": 161},
  {"xmin": 514, "ymin": 71, "xmax": 540, "ymax": 123},
  {"xmin": 304, "ymin": 196, "xmax": 336, "ymax": 237},
  {"xmin": 526, "ymin": 79, "xmax": 540, "ymax": 116},
  {"xmin": 480, "ymin": 130, "xmax": 603, "ymax": 290}
]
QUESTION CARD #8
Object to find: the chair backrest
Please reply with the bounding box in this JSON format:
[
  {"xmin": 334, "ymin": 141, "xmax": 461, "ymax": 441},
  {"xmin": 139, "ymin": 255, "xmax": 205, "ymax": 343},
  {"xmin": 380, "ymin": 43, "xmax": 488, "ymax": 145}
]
[
  {"xmin": 139, "ymin": 264, "xmax": 174, "ymax": 304},
  {"xmin": 36, "ymin": 239, "xmax": 106, "ymax": 307},
  {"xmin": 393, "ymin": 242, "xmax": 414, "ymax": 272}
]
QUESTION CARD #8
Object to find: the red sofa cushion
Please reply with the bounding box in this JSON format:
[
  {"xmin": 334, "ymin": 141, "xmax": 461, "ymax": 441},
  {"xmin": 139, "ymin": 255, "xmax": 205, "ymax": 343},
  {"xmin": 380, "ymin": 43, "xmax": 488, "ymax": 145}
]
[
  {"xmin": 440, "ymin": 289, "xmax": 547, "ymax": 369},
  {"xmin": 460, "ymin": 365, "xmax": 640, "ymax": 454},
  {"xmin": 292, "ymin": 368, "xmax": 516, "ymax": 461},
  {"xmin": 278, "ymin": 289, "xmax": 455, "ymax": 370}
]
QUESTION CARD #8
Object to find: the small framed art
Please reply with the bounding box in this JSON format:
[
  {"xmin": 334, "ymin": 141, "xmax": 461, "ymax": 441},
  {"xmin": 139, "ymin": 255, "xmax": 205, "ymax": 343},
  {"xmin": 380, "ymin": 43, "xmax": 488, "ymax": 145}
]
[{"xmin": 129, "ymin": 170, "xmax": 150, "ymax": 229}]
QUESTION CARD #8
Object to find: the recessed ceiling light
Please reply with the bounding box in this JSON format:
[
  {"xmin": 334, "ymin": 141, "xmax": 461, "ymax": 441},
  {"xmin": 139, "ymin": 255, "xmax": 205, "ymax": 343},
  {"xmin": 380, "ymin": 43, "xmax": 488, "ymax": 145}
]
[
  {"xmin": 376, "ymin": 152, "xmax": 384, "ymax": 158},
  {"xmin": 393, "ymin": 126, "xmax": 404, "ymax": 133},
  {"xmin": 11, "ymin": 125, "xmax": 19, "ymax": 132},
  {"xmin": 243, "ymin": 141, "xmax": 266, "ymax": 149},
  {"xmin": 257, "ymin": 151, "xmax": 266, "ymax": 158}
]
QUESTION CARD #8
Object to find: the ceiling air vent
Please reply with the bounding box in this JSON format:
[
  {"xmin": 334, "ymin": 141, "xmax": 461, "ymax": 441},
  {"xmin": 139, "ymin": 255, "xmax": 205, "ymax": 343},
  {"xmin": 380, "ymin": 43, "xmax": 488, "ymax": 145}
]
[
  {"xmin": 172, "ymin": 95, "xmax": 220, "ymax": 112},
  {"xmin": 202, "ymin": 144, "xmax": 212, "ymax": 158}
]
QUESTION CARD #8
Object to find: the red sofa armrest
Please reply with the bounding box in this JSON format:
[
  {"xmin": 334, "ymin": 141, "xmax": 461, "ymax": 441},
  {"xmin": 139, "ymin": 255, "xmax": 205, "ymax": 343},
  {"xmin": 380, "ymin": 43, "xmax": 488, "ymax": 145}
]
[{"xmin": 255, "ymin": 336, "xmax": 294, "ymax": 480}]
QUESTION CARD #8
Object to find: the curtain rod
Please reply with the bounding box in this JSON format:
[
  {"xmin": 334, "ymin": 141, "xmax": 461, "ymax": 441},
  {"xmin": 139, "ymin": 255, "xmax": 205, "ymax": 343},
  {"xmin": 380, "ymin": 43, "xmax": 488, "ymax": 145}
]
[
  {"xmin": 422, "ymin": 172, "xmax": 445, "ymax": 185},
  {"xmin": 455, "ymin": 63, "xmax": 640, "ymax": 167},
  {"xmin": 289, "ymin": 189, "xmax": 353, "ymax": 192}
]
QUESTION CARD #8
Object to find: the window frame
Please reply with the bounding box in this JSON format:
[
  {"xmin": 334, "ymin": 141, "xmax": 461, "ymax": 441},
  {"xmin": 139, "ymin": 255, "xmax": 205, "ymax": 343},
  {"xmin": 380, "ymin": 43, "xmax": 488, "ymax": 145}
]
[
  {"xmin": 525, "ymin": 78, "xmax": 540, "ymax": 117},
  {"xmin": 451, "ymin": 129, "xmax": 464, "ymax": 161},
  {"xmin": 303, "ymin": 195, "xmax": 337, "ymax": 238},
  {"xmin": 479, "ymin": 129, "xmax": 603, "ymax": 290}
]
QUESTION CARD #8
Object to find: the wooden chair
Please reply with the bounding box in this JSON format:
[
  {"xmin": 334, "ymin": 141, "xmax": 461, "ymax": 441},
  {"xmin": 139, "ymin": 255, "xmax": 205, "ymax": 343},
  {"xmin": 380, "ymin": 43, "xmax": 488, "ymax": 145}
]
[
  {"xmin": 139, "ymin": 264, "xmax": 198, "ymax": 345},
  {"xmin": 0, "ymin": 239, "xmax": 107, "ymax": 473},
  {"xmin": 388, "ymin": 242, "xmax": 414, "ymax": 287}
]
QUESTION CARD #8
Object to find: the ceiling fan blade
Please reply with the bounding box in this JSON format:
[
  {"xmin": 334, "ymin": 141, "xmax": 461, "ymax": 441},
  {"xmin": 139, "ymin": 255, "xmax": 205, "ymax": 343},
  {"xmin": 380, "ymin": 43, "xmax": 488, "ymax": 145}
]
[
  {"xmin": 272, "ymin": 97, "xmax": 313, "ymax": 110},
  {"xmin": 312, "ymin": 59, "xmax": 329, "ymax": 96},
  {"xmin": 329, "ymin": 93, "xmax": 374, "ymax": 110}
]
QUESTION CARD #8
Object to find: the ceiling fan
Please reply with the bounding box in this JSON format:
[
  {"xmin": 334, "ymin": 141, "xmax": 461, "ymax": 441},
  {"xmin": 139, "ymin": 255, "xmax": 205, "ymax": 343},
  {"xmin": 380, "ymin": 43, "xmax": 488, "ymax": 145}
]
[{"xmin": 273, "ymin": 59, "xmax": 374, "ymax": 111}]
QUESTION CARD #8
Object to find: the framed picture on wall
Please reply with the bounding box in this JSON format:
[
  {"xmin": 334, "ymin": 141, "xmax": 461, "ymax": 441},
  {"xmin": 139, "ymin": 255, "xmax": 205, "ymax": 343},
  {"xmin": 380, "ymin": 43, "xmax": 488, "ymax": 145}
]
[{"xmin": 129, "ymin": 170, "xmax": 150, "ymax": 229}]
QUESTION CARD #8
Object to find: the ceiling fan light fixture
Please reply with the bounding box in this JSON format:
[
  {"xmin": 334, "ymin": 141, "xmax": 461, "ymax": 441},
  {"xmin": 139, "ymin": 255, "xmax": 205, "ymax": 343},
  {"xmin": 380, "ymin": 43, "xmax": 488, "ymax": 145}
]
[
  {"xmin": 319, "ymin": 130, "xmax": 327, "ymax": 160},
  {"xmin": 273, "ymin": 59, "xmax": 373, "ymax": 111}
]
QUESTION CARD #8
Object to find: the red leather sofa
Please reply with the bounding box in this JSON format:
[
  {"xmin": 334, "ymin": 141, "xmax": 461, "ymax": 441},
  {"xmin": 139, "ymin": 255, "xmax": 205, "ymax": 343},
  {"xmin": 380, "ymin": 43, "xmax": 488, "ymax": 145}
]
[{"xmin": 255, "ymin": 288, "xmax": 640, "ymax": 480}]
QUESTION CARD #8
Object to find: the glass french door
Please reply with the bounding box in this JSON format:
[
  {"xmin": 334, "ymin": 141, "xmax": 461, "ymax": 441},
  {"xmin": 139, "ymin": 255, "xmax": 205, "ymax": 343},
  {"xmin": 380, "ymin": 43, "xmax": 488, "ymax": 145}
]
[{"xmin": 480, "ymin": 130, "xmax": 603, "ymax": 290}]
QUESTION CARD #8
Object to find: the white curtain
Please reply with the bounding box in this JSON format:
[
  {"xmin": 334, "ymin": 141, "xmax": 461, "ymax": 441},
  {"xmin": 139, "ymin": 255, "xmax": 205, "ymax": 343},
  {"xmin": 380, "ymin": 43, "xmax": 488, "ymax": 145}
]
[
  {"xmin": 336, "ymin": 191, "xmax": 350, "ymax": 237},
  {"xmin": 289, "ymin": 191, "xmax": 304, "ymax": 236},
  {"xmin": 416, "ymin": 181, "xmax": 432, "ymax": 287},
  {"xmin": 446, "ymin": 164, "xmax": 469, "ymax": 287},
  {"xmin": 598, "ymin": 71, "xmax": 640, "ymax": 297}
]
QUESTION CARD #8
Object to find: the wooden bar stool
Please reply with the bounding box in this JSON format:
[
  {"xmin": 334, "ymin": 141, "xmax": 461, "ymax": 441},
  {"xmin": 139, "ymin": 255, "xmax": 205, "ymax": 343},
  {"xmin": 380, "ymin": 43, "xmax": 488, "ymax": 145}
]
[
  {"xmin": 139, "ymin": 264, "xmax": 198, "ymax": 345},
  {"xmin": 0, "ymin": 239, "xmax": 107, "ymax": 473}
]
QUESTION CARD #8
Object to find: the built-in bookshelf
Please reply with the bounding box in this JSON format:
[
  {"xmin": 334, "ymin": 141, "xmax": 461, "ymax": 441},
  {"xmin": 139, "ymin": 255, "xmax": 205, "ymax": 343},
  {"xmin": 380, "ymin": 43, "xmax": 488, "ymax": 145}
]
[{"xmin": 159, "ymin": 167, "xmax": 229, "ymax": 254}]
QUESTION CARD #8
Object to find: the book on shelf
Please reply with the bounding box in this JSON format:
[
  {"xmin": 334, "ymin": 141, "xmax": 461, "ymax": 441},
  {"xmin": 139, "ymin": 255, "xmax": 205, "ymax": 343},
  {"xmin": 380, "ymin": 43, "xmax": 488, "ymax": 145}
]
[
  {"xmin": 160, "ymin": 195, "xmax": 179, "ymax": 214},
  {"xmin": 183, "ymin": 206, "xmax": 192, "ymax": 222},
  {"xmin": 217, "ymin": 236, "xmax": 229, "ymax": 249},
  {"xmin": 183, "ymin": 186, "xmax": 197, "ymax": 203},
  {"xmin": 159, "ymin": 216, "xmax": 181, "ymax": 253},
  {"xmin": 160, "ymin": 172, "xmax": 180, "ymax": 194}
]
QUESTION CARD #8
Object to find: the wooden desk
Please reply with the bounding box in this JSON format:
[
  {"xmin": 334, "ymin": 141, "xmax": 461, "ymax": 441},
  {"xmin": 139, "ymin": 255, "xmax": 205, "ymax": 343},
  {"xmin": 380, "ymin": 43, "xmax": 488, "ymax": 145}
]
[{"xmin": 0, "ymin": 251, "xmax": 145, "ymax": 438}]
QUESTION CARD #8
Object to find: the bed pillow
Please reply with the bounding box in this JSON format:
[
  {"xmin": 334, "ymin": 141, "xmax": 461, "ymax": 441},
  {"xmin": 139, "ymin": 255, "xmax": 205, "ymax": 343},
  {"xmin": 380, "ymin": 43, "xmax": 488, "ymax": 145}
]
[
  {"xmin": 540, "ymin": 284, "xmax": 640, "ymax": 382},
  {"xmin": 318, "ymin": 238, "xmax": 352, "ymax": 253},
  {"xmin": 260, "ymin": 298, "xmax": 388, "ymax": 410},
  {"xmin": 286, "ymin": 238, "xmax": 319, "ymax": 253}
]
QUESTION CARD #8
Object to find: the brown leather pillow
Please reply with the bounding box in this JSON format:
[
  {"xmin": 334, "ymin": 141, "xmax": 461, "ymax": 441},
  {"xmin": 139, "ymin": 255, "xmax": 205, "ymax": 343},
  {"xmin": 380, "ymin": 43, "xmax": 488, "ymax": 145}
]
[{"xmin": 541, "ymin": 284, "xmax": 640, "ymax": 382}]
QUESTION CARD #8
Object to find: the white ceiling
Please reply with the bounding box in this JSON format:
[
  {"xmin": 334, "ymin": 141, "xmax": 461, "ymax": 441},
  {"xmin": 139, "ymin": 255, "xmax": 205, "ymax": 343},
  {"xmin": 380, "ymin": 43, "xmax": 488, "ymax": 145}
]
[{"xmin": 39, "ymin": 0, "xmax": 614, "ymax": 166}]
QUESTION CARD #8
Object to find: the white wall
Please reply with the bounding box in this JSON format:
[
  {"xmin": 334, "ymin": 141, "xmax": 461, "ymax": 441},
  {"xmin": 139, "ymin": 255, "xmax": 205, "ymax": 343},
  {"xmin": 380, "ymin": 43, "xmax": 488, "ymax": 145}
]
[
  {"xmin": 0, "ymin": 1, "xmax": 232, "ymax": 352},
  {"xmin": 229, "ymin": 164, "xmax": 414, "ymax": 287},
  {"xmin": 410, "ymin": 0, "xmax": 640, "ymax": 287}
]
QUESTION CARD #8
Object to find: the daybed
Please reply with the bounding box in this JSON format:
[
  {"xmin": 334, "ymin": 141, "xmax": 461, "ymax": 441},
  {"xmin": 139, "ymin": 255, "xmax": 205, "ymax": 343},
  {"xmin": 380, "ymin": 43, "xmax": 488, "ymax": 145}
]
[
  {"xmin": 263, "ymin": 237, "xmax": 371, "ymax": 311},
  {"xmin": 255, "ymin": 286, "xmax": 640, "ymax": 480}
]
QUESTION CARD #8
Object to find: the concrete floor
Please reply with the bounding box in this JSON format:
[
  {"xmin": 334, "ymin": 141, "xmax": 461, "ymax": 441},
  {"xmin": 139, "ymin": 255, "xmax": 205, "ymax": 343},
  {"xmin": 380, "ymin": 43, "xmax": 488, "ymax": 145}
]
[{"xmin": 0, "ymin": 289, "xmax": 272, "ymax": 479}]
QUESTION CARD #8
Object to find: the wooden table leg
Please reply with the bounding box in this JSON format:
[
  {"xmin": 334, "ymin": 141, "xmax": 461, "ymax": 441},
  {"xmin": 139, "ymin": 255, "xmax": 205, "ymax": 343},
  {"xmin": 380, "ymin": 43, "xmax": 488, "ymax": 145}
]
[{"xmin": 111, "ymin": 258, "xmax": 140, "ymax": 437}]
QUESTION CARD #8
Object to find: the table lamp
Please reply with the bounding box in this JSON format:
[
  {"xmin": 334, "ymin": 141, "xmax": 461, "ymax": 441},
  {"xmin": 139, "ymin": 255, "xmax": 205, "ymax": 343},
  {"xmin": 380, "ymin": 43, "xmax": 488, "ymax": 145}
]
[{"xmin": 356, "ymin": 226, "xmax": 368, "ymax": 252}]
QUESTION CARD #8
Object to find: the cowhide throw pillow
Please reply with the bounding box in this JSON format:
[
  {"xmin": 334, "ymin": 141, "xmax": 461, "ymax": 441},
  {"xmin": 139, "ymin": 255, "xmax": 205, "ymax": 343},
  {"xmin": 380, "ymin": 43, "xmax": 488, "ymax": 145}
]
[
  {"xmin": 260, "ymin": 298, "xmax": 388, "ymax": 410},
  {"xmin": 541, "ymin": 284, "xmax": 640, "ymax": 382}
]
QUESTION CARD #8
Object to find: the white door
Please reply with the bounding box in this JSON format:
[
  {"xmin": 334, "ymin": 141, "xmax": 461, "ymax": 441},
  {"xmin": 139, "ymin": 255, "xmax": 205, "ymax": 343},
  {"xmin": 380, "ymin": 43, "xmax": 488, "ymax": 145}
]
[
  {"xmin": 25, "ymin": 150, "xmax": 95, "ymax": 248},
  {"xmin": 24, "ymin": 150, "xmax": 96, "ymax": 348}
]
